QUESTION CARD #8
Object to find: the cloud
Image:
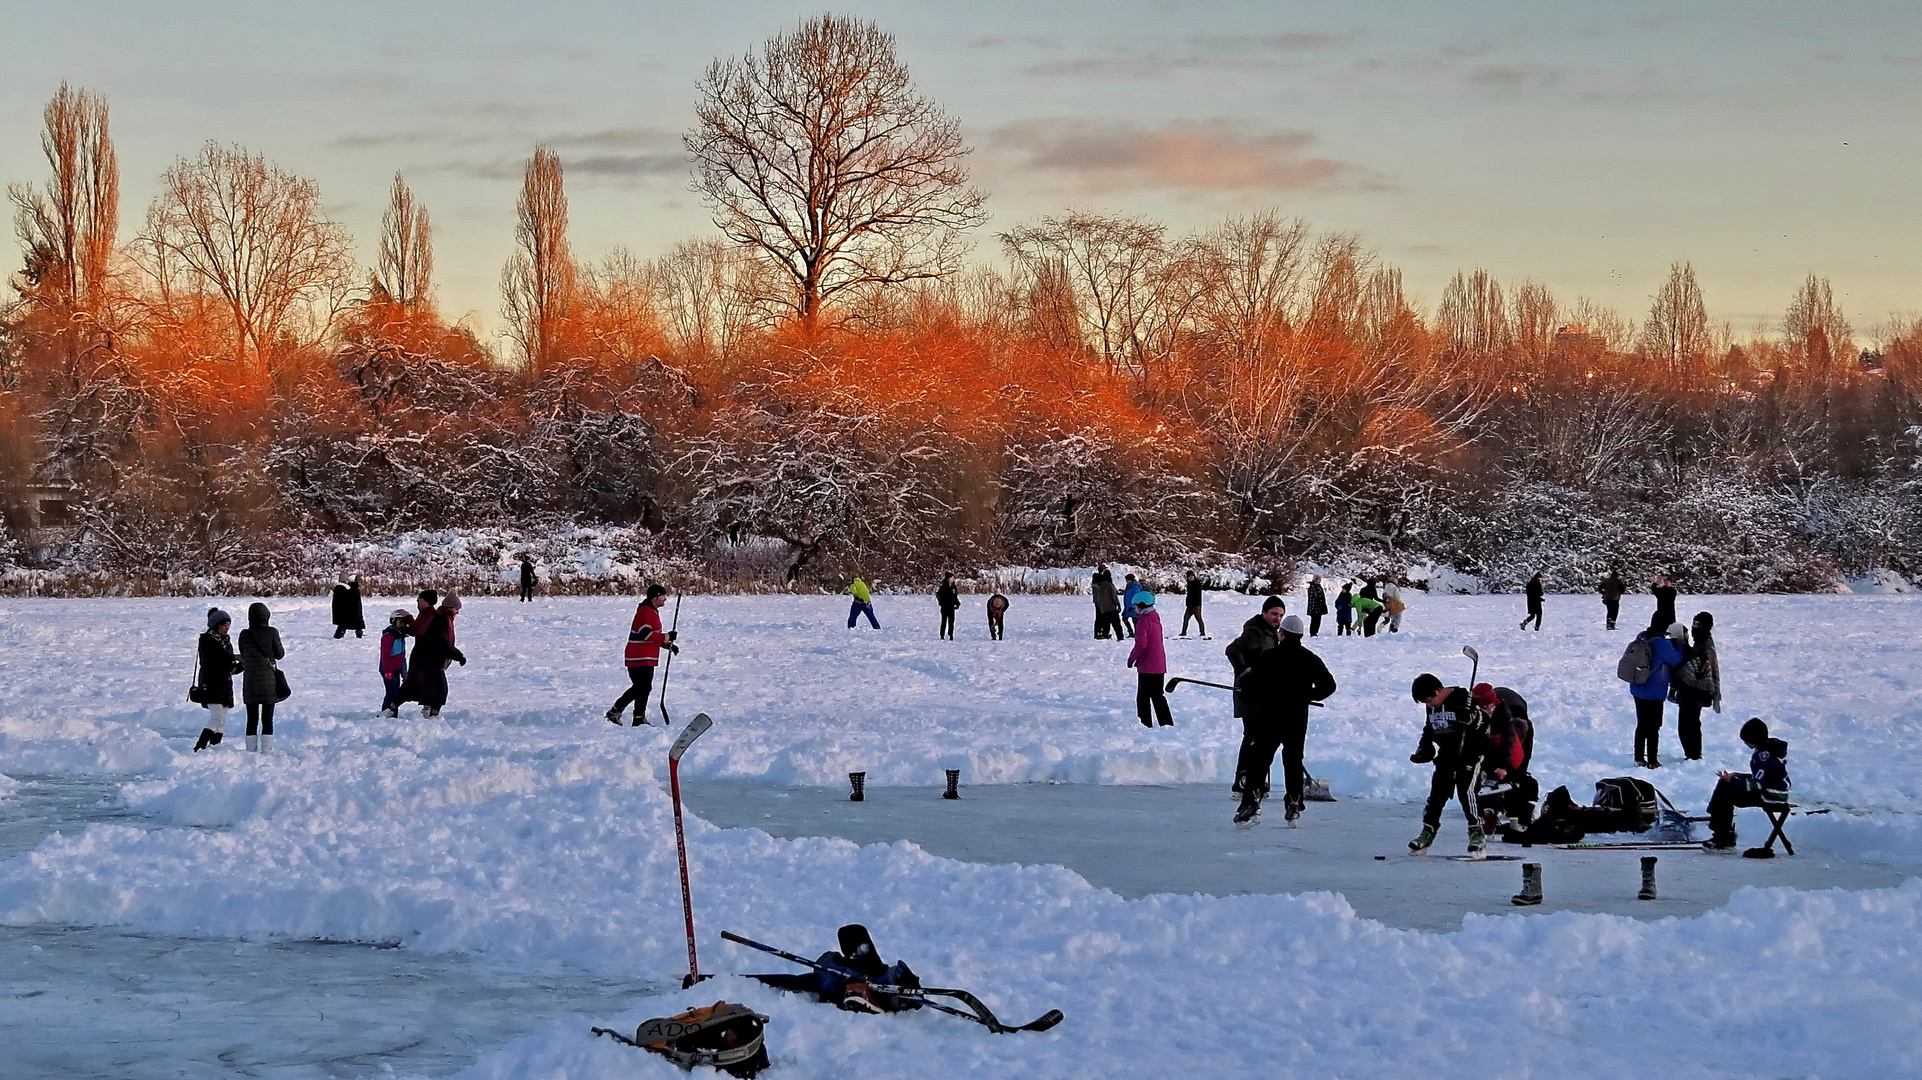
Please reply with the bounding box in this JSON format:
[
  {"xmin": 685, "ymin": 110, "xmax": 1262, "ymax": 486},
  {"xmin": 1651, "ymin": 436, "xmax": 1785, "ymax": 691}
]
[
  {"xmin": 1264, "ymin": 32, "xmax": 1337, "ymax": 50},
  {"xmin": 328, "ymin": 130, "xmax": 492, "ymax": 150},
  {"xmin": 1468, "ymin": 63, "xmax": 1563, "ymax": 89},
  {"xmin": 547, "ymin": 128, "xmax": 676, "ymax": 151},
  {"xmin": 992, "ymin": 119, "xmax": 1354, "ymax": 192},
  {"xmin": 565, "ymin": 152, "xmax": 687, "ymax": 178}
]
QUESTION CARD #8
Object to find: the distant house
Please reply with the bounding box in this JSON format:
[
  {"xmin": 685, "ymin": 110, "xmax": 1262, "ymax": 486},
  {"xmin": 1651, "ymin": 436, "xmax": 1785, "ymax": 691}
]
[{"xmin": 23, "ymin": 480, "xmax": 77, "ymax": 529}]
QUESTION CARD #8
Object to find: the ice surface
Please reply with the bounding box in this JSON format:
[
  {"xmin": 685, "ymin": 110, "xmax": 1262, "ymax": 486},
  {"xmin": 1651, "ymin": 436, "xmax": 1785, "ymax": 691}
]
[{"xmin": 1, "ymin": 593, "xmax": 1920, "ymax": 1078}]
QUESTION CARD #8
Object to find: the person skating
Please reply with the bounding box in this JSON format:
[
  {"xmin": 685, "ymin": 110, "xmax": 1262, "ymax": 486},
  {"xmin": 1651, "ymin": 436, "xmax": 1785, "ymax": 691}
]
[
  {"xmin": 986, "ymin": 592, "xmax": 1009, "ymax": 640},
  {"xmin": 1520, "ymin": 572, "xmax": 1544, "ymax": 631},
  {"xmin": 1305, "ymin": 574, "xmax": 1328, "ymax": 637},
  {"xmin": 608, "ymin": 584, "xmax": 680, "ymax": 725},
  {"xmin": 1126, "ymin": 592, "xmax": 1173, "ymax": 728},
  {"xmin": 1670, "ymin": 610, "xmax": 1722, "ymax": 760},
  {"xmin": 1233, "ymin": 614, "xmax": 1336, "ymax": 826},
  {"xmin": 1120, "ymin": 573, "xmax": 1145, "ymax": 639},
  {"xmin": 238, "ymin": 602, "xmax": 285, "ymax": 752},
  {"xmin": 1629, "ymin": 620, "xmax": 1685, "ymax": 767},
  {"xmin": 1703, "ymin": 718, "xmax": 1791, "ymax": 851},
  {"xmin": 847, "ymin": 577, "xmax": 881, "ymax": 630},
  {"xmin": 1383, "ymin": 579, "xmax": 1405, "ymax": 633},
  {"xmin": 378, "ymin": 609, "xmax": 411, "ymax": 717},
  {"xmin": 1180, "ymin": 571, "xmax": 1209, "ymax": 639},
  {"xmin": 1407, "ymin": 673, "xmax": 1490, "ymax": 857},
  {"xmin": 1651, "ymin": 576, "xmax": 1678, "ymax": 630},
  {"xmin": 1224, "ymin": 595, "xmax": 1285, "ymax": 797},
  {"xmin": 519, "ymin": 556, "xmax": 537, "ymax": 601},
  {"xmin": 397, "ymin": 594, "xmax": 466, "ymax": 718},
  {"xmin": 1334, "ymin": 582, "xmax": 1354, "ymax": 636},
  {"xmin": 191, "ymin": 608, "xmax": 241, "ymax": 752},
  {"xmin": 1471, "ymin": 683, "xmax": 1538, "ymax": 830},
  {"xmin": 1599, "ymin": 568, "xmax": 1626, "ymax": 630},
  {"xmin": 935, "ymin": 573, "xmax": 960, "ymax": 640},
  {"xmin": 1091, "ymin": 564, "xmax": 1123, "ymax": 640},
  {"xmin": 332, "ymin": 576, "xmax": 365, "ymax": 639}
]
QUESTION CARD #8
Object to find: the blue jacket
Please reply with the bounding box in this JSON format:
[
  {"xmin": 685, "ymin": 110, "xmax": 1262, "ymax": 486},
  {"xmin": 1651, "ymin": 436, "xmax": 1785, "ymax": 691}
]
[
  {"xmin": 1749, "ymin": 738, "xmax": 1791, "ymax": 797},
  {"xmin": 1630, "ymin": 631, "xmax": 1684, "ymax": 701},
  {"xmin": 1122, "ymin": 581, "xmax": 1145, "ymax": 613}
]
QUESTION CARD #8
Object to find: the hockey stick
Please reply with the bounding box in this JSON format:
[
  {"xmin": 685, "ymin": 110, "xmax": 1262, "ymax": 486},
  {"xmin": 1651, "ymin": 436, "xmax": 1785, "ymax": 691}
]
[
  {"xmin": 1463, "ymin": 645, "xmax": 1479, "ymax": 686},
  {"xmin": 657, "ymin": 592, "xmax": 683, "ymax": 727},
  {"xmin": 721, "ymin": 931, "xmax": 1063, "ymax": 1034},
  {"xmin": 671, "ymin": 714, "xmax": 714, "ymax": 989},
  {"xmin": 1164, "ymin": 677, "xmax": 1322, "ymax": 706}
]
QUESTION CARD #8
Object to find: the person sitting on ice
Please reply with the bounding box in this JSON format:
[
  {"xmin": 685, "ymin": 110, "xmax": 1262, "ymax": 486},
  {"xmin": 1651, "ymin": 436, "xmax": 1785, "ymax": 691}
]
[
  {"xmin": 1407, "ymin": 673, "xmax": 1489, "ymax": 857},
  {"xmin": 1703, "ymin": 718, "xmax": 1791, "ymax": 851},
  {"xmin": 1471, "ymin": 682, "xmax": 1538, "ymax": 831},
  {"xmin": 749, "ymin": 924, "xmax": 922, "ymax": 1014}
]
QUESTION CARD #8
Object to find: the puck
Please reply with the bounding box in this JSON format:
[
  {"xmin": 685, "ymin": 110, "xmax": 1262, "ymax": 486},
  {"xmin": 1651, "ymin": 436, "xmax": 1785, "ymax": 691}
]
[{"xmin": 1375, "ymin": 855, "xmax": 1386, "ymax": 860}]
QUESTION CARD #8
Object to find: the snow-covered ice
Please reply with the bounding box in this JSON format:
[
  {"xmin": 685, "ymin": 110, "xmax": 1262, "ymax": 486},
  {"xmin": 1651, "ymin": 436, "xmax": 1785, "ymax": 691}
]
[{"xmin": 2, "ymin": 591, "xmax": 1921, "ymax": 1078}]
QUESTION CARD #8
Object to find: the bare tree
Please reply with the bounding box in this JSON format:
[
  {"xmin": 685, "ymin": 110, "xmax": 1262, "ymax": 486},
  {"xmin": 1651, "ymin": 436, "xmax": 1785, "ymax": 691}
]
[
  {"xmin": 1642, "ymin": 261, "xmax": 1709, "ymax": 375},
  {"xmin": 1437, "ymin": 269, "xmax": 1510, "ymax": 366},
  {"xmin": 1782, "ymin": 273, "xmax": 1852, "ymax": 381},
  {"xmin": 688, "ymin": 13, "xmax": 986, "ymax": 327},
  {"xmin": 1189, "ymin": 211, "xmax": 1312, "ymax": 361},
  {"xmin": 650, "ymin": 237, "xmax": 778, "ymax": 371},
  {"xmin": 375, "ymin": 172, "xmax": 433, "ymax": 311},
  {"xmin": 1001, "ymin": 212, "xmax": 1168, "ymax": 370},
  {"xmin": 8, "ymin": 83, "xmax": 119, "ymax": 315},
  {"xmin": 501, "ymin": 145, "xmax": 578, "ymax": 373},
  {"xmin": 1509, "ymin": 280, "xmax": 1558, "ymax": 375},
  {"xmin": 141, "ymin": 143, "xmax": 354, "ymax": 371}
]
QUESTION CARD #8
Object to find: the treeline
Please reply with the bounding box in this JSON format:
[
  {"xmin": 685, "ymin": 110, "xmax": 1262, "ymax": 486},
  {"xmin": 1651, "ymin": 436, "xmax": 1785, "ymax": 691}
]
[{"xmin": 5, "ymin": 20, "xmax": 1920, "ymax": 593}]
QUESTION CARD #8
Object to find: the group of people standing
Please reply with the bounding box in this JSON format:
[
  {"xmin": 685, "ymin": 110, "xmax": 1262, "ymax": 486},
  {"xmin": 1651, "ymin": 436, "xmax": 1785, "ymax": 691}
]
[
  {"xmin": 188, "ymin": 580, "xmax": 468, "ymax": 754},
  {"xmin": 1307, "ymin": 575, "xmax": 1406, "ymax": 637}
]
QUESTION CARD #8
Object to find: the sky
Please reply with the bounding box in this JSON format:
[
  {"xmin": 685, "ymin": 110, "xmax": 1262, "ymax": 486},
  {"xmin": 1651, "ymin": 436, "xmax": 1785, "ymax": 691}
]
[{"xmin": 2, "ymin": 0, "xmax": 1918, "ymax": 344}]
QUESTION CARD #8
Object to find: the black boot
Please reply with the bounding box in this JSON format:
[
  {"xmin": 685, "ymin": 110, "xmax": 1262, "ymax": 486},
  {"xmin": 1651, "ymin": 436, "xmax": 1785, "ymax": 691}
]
[{"xmin": 192, "ymin": 727, "xmax": 222, "ymax": 752}]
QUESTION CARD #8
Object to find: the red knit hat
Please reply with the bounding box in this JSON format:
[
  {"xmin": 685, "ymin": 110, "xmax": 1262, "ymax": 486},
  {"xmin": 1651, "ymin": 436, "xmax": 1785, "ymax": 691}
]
[{"xmin": 1471, "ymin": 683, "xmax": 1499, "ymax": 708}]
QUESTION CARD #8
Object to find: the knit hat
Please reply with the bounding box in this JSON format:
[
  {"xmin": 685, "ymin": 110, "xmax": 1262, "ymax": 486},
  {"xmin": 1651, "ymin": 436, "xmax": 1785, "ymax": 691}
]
[
  {"xmin": 1133, "ymin": 592, "xmax": 1155, "ymax": 609},
  {"xmin": 1261, "ymin": 595, "xmax": 1285, "ymax": 612},
  {"xmin": 1279, "ymin": 614, "xmax": 1305, "ymax": 636},
  {"xmin": 646, "ymin": 583, "xmax": 669, "ymax": 600},
  {"xmin": 1740, "ymin": 717, "xmax": 1769, "ymax": 745},
  {"xmin": 1693, "ymin": 610, "xmax": 1714, "ymax": 631},
  {"xmin": 418, "ymin": 589, "xmax": 438, "ymax": 607},
  {"xmin": 1471, "ymin": 682, "xmax": 1499, "ymax": 708},
  {"xmin": 207, "ymin": 607, "xmax": 231, "ymax": 630},
  {"xmin": 1666, "ymin": 622, "xmax": 1688, "ymax": 641},
  {"xmin": 441, "ymin": 593, "xmax": 462, "ymax": 610}
]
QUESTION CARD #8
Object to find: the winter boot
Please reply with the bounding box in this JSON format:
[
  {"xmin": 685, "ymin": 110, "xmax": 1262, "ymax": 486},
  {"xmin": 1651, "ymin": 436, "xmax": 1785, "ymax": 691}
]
[
  {"xmin": 259, "ymin": 733, "xmax": 273, "ymax": 753},
  {"xmin": 1466, "ymin": 826, "xmax": 1488, "ymax": 859},
  {"xmin": 1511, "ymin": 862, "xmax": 1543, "ymax": 906},
  {"xmin": 1703, "ymin": 833, "xmax": 1737, "ymax": 852},
  {"xmin": 193, "ymin": 728, "xmax": 222, "ymax": 753},
  {"xmin": 1233, "ymin": 791, "xmax": 1262, "ymax": 827},
  {"xmin": 245, "ymin": 734, "xmax": 259, "ymax": 752},
  {"xmin": 605, "ymin": 708, "xmax": 622, "ymax": 725},
  {"xmin": 1408, "ymin": 825, "xmax": 1436, "ymax": 854},
  {"xmin": 1638, "ymin": 856, "xmax": 1659, "ymax": 900}
]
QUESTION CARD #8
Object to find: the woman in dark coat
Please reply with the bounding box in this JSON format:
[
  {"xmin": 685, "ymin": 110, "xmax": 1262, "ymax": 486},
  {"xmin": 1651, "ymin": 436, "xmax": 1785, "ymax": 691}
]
[
  {"xmin": 398, "ymin": 594, "xmax": 467, "ymax": 717},
  {"xmin": 192, "ymin": 607, "xmax": 241, "ymax": 752},
  {"xmin": 332, "ymin": 576, "xmax": 366, "ymax": 639},
  {"xmin": 1669, "ymin": 610, "xmax": 1722, "ymax": 760},
  {"xmin": 936, "ymin": 573, "xmax": 960, "ymax": 640},
  {"xmin": 1305, "ymin": 575, "xmax": 1328, "ymax": 637},
  {"xmin": 237, "ymin": 602, "xmax": 285, "ymax": 752}
]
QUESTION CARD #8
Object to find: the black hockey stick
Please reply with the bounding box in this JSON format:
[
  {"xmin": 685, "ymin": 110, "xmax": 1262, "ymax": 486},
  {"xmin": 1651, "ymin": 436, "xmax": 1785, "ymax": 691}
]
[
  {"xmin": 1164, "ymin": 677, "xmax": 1323, "ymax": 705},
  {"xmin": 721, "ymin": 931, "xmax": 1063, "ymax": 1034}
]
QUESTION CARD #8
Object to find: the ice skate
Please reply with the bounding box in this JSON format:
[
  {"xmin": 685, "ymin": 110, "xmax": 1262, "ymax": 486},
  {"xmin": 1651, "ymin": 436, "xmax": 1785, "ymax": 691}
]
[
  {"xmin": 1408, "ymin": 825, "xmax": 1436, "ymax": 854},
  {"xmin": 1233, "ymin": 791, "xmax": 1262, "ymax": 828},
  {"xmin": 1466, "ymin": 826, "xmax": 1487, "ymax": 859}
]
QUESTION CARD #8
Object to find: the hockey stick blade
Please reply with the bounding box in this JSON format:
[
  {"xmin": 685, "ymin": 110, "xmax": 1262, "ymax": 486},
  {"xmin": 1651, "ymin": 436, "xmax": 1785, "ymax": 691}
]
[{"xmin": 668, "ymin": 713, "xmax": 712, "ymax": 762}]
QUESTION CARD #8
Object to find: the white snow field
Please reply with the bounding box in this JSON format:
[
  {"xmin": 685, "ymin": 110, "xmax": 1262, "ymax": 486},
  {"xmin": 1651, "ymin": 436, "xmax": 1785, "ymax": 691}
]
[{"xmin": 2, "ymin": 591, "xmax": 1922, "ymax": 1079}]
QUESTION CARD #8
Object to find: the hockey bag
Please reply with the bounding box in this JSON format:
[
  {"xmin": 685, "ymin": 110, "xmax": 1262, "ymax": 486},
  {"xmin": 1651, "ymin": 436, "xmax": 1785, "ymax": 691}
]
[
  {"xmin": 1593, "ymin": 776, "xmax": 1659, "ymax": 831},
  {"xmin": 593, "ymin": 1001, "xmax": 770, "ymax": 1078}
]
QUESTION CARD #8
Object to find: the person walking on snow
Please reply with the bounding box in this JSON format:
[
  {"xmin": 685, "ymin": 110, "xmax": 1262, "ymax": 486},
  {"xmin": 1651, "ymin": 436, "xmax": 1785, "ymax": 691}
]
[
  {"xmin": 1091, "ymin": 564, "xmax": 1123, "ymax": 640},
  {"xmin": 378, "ymin": 609, "xmax": 411, "ymax": 717},
  {"xmin": 847, "ymin": 577, "xmax": 881, "ymax": 630},
  {"xmin": 238, "ymin": 602, "xmax": 285, "ymax": 752},
  {"xmin": 1629, "ymin": 620, "xmax": 1686, "ymax": 767},
  {"xmin": 1233, "ymin": 615, "xmax": 1336, "ymax": 826},
  {"xmin": 1306, "ymin": 574, "xmax": 1328, "ymax": 636},
  {"xmin": 519, "ymin": 556, "xmax": 537, "ymax": 601},
  {"xmin": 1180, "ymin": 571, "xmax": 1209, "ymax": 638},
  {"xmin": 1225, "ymin": 596, "xmax": 1286, "ymax": 797},
  {"xmin": 398, "ymin": 594, "xmax": 466, "ymax": 718},
  {"xmin": 1120, "ymin": 574, "xmax": 1145, "ymax": 639},
  {"xmin": 1382, "ymin": 579, "xmax": 1406, "ymax": 633},
  {"xmin": 332, "ymin": 576, "xmax": 365, "ymax": 639},
  {"xmin": 191, "ymin": 608, "xmax": 241, "ymax": 752},
  {"xmin": 936, "ymin": 573, "xmax": 960, "ymax": 640},
  {"xmin": 1334, "ymin": 582, "xmax": 1354, "ymax": 636},
  {"xmin": 986, "ymin": 592, "xmax": 1009, "ymax": 640},
  {"xmin": 1651, "ymin": 576, "xmax": 1678, "ymax": 631},
  {"xmin": 1407, "ymin": 673, "xmax": 1490, "ymax": 857},
  {"xmin": 411, "ymin": 589, "xmax": 439, "ymax": 636},
  {"xmin": 1670, "ymin": 610, "xmax": 1722, "ymax": 760},
  {"xmin": 1599, "ymin": 568, "xmax": 1625, "ymax": 630},
  {"xmin": 1126, "ymin": 592, "xmax": 1174, "ymax": 728},
  {"xmin": 1703, "ymin": 718, "xmax": 1791, "ymax": 851},
  {"xmin": 1521, "ymin": 572, "xmax": 1545, "ymax": 631},
  {"xmin": 609, "ymin": 584, "xmax": 680, "ymax": 725}
]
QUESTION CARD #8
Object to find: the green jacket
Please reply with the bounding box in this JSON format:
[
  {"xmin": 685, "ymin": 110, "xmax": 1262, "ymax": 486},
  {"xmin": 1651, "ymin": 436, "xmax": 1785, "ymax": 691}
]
[
  {"xmin": 851, "ymin": 579, "xmax": 871, "ymax": 603},
  {"xmin": 1351, "ymin": 596, "xmax": 1384, "ymax": 616}
]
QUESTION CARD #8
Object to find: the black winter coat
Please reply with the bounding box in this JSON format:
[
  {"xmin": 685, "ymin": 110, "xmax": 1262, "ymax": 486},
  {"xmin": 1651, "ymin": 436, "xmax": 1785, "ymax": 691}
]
[
  {"xmin": 333, "ymin": 580, "xmax": 365, "ymax": 630},
  {"xmin": 238, "ymin": 618, "xmax": 285, "ymax": 706},
  {"xmin": 1525, "ymin": 578, "xmax": 1544, "ymax": 609},
  {"xmin": 1306, "ymin": 583, "xmax": 1327, "ymax": 617},
  {"xmin": 936, "ymin": 581, "xmax": 960, "ymax": 611},
  {"xmin": 1652, "ymin": 585, "xmax": 1678, "ymax": 626},
  {"xmin": 1091, "ymin": 571, "xmax": 1120, "ymax": 614},
  {"xmin": 1599, "ymin": 575, "xmax": 1625, "ymax": 603},
  {"xmin": 196, "ymin": 631, "xmax": 239, "ymax": 709},
  {"xmin": 1669, "ymin": 634, "xmax": 1721, "ymax": 708},
  {"xmin": 1241, "ymin": 638, "xmax": 1336, "ymax": 719},
  {"xmin": 398, "ymin": 610, "xmax": 466, "ymax": 709}
]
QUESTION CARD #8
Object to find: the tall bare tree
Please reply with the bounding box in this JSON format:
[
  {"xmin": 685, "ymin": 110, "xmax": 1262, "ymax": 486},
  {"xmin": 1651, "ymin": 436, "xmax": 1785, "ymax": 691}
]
[
  {"xmin": 1782, "ymin": 273, "xmax": 1853, "ymax": 381},
  {"xmin": 1509, "ymin": 280, "xmax": 1558, "ymax": 375},
  {"xmin": 9, "ymin": 83, "xmax": 119, "ymax": 314},
  {"xmin": 688, "ymin": 13, "xmax": 986, "ymax": 327},
  {"xmin": 1437, "ymin": 269, "xmax": 1510, "ymax": 366},
  {"xmin": 375, "ymin": 172, "xmax": 433, "ymax": 311},
  {"xmin": 1642, "ymin": 261, "xmax": 1709, "ymax": 375},
  {"xmin": 141, "ymin": 143, "xmax": 354, "ymax": 371},
  {"xmin": 1002, "ymin": 212, "xmax": 1168, "ymax": 370},
  {"xmin": 501, "ymin": 145, "xmax": 578, "ymax": 373}
]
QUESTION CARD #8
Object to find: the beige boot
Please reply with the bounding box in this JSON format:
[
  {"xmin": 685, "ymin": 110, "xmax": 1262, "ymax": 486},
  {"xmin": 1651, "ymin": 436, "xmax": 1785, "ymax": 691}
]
[
  {"xmin": 259, "ymin": 733, "xmax": 273, "ymax": 754},
  {"xmin": 245, "ymin": 734, "xmax": 258, "ymax": 752}
]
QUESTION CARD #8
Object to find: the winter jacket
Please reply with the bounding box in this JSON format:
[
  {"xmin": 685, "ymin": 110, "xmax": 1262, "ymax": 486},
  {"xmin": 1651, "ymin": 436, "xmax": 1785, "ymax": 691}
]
[
  {"xmin": 936, "ymin": 580, "xmax": 960, "ymax": 612},
  {"xmin": 1417, "ymin": 686, "xmax": 1486, "ymax": 763},
  {"xmin": 624, "ymin": 601, "xmax": 667, "ymax": 668},
  {"xmin": 1351, "ymin": 596, "xmax": 1383, "ymax": 618},
  {"xmin": 1747, "ymin": 738, "xmax": 1791, "ymax": 798},
  {"xmin": 1670, "ymin": 633, "xmax": 1721, "ymax": 709},
  {"xmin": 1484, "ymin": 688, "xmax": 1532, "ymax": 774},
  {"xmin": 195, "ymin": 630, "xmax": 239, "ymax": 709},
  {"xmin": 1122, "ymin": 580, "xmax": 1145, "ymax": 613},
  {"xmin": 1382, "ymin": 582, "xmax": 1404, "ymax": 615},
  {"xmin": 1652, "ymin": 584, "xmax": 1678, "ymax": 626},
  {"xmin": 851, "ymin": 579, "xmax": 872, "ymax": 604},
  {"xmin": 1335, "ymin": 591, "xmax": 1354, "ymax": 621},
  {"xmin": 1360, "ymin": 582, "xmax": 1379, "ymax": 602},
  {"xmin": 1599, "ymin": 575, "xmax": 1625, "ymax": 603},
  {"xmin": 1184, "ymin": 578, "xmax": 1203, "ymax": 608},
  {"xmin": 1126, "ymin": 610, "xmax": 1167, "ymax": 674},
  {"xmin": 1306, "ymin": 582, "xmax": 1328, "ymax": 617},
  {"xmin": 1525, "ymin": 578, "xmax": 1544, "ymax": 610},
  {"xmin": 237, "ymin": 604, "xmax": 285, "ymax": 706},
  {"xmin": 1241, "ymin": 637, "xmax": 1336, "ymax": 718},
  {"xmin": 332, "ymin": 580, "xmax": 365, "ymax": 631},
  {"xmin": 379, "ymin": 625, "xmax": 409, "ymax": 677},
  {"xmin": 398, "ymin": 609, "xmax": 466, "ymax": 709},
  {"xmin": 1629, "ymin": 630, "xmax": 1684, "ymax": 701},
  {"xmin": 1092, "ymin": 571, "xmax": 1120, "ymax": 614},
  {"xmin": 519, "ymin": 560, "xmax": 536, "ymax": 586},
  {"xmin": 1224, "ymin": 615, "xmax": 1280, "ymax": 675},
  {"xmin": 987, "ymin": 593, "xmax": 1009, "ymax": 616}
]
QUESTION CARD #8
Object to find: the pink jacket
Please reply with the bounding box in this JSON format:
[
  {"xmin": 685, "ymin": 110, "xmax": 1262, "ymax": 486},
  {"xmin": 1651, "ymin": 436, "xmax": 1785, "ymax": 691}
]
[{"xmin": 1127, "ymin": 610, "xmax": 1167, "ymax": 674}]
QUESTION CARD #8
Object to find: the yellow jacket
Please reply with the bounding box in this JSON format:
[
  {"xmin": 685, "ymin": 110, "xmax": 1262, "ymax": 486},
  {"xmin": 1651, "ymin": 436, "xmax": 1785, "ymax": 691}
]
[{"xmin": 851, "ymin": 579, "xmax": 871, "ymax": 603}]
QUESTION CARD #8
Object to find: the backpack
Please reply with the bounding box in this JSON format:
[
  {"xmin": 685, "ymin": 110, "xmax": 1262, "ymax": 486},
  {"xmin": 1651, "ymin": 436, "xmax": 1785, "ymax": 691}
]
[
  {"xmin": 1616, "ymin": 636, "xmax": 1653, "ymax": 685},
  {"xmin": 1593, "ymin": 777, "xmax": 1659, "ymax": 830},
  {"xmin": 598, "ymin": 1001, "xmax": 771, "ymax": 1078}
]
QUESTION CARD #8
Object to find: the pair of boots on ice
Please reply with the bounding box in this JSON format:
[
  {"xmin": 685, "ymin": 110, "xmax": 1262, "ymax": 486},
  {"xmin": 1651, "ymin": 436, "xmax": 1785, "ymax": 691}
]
[{"xmin": 192, "ymin": 727, "xmax": 273, "ymax": 753}]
